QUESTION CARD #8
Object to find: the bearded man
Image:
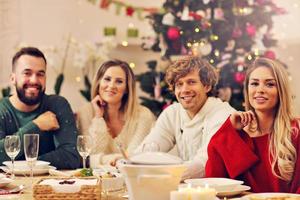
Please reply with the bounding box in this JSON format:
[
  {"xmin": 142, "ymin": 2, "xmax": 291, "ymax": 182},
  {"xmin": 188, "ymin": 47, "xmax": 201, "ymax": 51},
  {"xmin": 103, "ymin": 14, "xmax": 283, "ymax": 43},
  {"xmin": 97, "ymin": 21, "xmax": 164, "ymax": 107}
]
[{"xmin": 0, "ymin": 47, "xmax": 80, "ymax": 169}]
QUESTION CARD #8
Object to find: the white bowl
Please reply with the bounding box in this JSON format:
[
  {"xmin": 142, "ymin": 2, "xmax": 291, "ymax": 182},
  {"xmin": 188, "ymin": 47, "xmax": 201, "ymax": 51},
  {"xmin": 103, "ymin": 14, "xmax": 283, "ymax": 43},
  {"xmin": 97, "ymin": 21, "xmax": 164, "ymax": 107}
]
[
  {"xmin": 119, "ymin": 164, "xmax": 187, "ymax": 200},
  {"xmin": 93, "ymin": 170, "xmax": 124, "ymax": 192},
  {"xmin": 184, "ymin": 178, "xmax": 243, "ymax": 191},
  {"xmin": 130, "ymin": 152, "xmax": 182, "ymax": 165},
  {"xmin": 3, "ymin": 160, "xmax": 50, "ymax": 170}
]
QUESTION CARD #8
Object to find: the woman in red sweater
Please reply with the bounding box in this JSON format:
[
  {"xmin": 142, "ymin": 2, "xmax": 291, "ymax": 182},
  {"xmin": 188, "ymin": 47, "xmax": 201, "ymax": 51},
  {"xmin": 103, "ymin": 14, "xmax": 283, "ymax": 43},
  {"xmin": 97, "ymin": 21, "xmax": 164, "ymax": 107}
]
[{"xmin": 205, "ymin": 57, "xmax": 300, "ymax": 193}]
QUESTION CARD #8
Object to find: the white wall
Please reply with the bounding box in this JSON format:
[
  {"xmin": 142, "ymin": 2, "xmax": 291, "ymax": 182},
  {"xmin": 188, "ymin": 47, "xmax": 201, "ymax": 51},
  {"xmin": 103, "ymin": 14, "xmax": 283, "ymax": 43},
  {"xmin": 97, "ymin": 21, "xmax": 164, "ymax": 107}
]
[{"xmin": 1, "ymin": 0, "xmax": 300, "ymax": 114}]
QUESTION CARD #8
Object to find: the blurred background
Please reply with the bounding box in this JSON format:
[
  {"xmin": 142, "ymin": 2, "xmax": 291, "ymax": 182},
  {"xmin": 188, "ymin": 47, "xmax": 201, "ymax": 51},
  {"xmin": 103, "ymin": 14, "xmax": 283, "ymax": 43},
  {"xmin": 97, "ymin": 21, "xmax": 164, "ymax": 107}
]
[{"xmin": 0, "ymin": 0, "xmax": 299, "ymax": 114}]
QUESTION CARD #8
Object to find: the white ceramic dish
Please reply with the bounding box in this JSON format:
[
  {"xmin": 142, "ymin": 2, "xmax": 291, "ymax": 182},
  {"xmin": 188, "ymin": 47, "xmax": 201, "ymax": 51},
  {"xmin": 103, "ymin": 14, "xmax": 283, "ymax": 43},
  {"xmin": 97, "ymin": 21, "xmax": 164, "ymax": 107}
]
[
  {"xmin": 217, "ymin": 185, "xmax": 250, "ymax": 197},
  {"xmin": 0, "ymin": 166, "xmax": 56, "ymax": 176},
  {"xmin": 93, "ymin": 170, "xmax": 125, "ymax": 192},
  {"xmin": 119, "ymin": 164, "xmax": 187, "ymax": 200},
  {"xmin": 3, "ymin": 160, "xmax": 50, "ymax": 170},
  {"xmin": 242, "ymin": 193, "xmax": 300, "ymax": 200},
  {"xmin": 0, "ymin": 177, "xmax": 13, "ymax": 187},
  {"xmin": 184, "ymin": 178, "xmax": 243, "ymax": 191},
  {"xmin": 0, "ymin": 194, "xmax": 20, "ymax": 199},
  {"xmin": 130, "ymin": 152, "xmax": 182, "ymax": 165}
]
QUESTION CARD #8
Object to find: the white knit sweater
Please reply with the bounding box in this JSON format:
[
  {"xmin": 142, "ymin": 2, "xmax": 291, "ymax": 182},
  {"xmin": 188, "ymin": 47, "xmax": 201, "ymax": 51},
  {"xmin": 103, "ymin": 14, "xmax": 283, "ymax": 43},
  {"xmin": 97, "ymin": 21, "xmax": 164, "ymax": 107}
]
[
  {"xmin": 77, "ymin": 103, "xmax": 155, "ymax": 167},
  {"xmin": 135, "ymin": 97, "xmax": 235, "ymax": 179}
]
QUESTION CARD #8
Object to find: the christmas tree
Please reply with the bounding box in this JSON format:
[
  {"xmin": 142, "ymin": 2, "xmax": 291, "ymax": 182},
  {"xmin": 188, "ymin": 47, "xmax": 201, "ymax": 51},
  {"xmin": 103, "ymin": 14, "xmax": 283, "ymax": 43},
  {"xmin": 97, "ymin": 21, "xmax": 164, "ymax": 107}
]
[{"xmin": 138, "ymin": 0, "xmax": 286, "ymax": 113}]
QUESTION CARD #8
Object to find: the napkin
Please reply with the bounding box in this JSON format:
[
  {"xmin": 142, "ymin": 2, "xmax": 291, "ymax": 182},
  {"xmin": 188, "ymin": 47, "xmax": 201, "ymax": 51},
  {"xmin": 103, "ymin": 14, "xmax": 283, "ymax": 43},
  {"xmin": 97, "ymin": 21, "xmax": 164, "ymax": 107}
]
[{"xmin": 39, "ymin": 179, "xmax": 98, "ymax": 193}]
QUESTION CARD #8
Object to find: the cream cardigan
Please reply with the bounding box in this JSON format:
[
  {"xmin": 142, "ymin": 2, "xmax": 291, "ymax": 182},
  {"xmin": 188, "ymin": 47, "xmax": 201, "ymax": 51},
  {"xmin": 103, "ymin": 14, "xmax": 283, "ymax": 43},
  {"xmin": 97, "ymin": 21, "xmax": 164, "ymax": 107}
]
[{"xmin": 77, "ymin": 103, "xmax": 155, "ymax": 167}]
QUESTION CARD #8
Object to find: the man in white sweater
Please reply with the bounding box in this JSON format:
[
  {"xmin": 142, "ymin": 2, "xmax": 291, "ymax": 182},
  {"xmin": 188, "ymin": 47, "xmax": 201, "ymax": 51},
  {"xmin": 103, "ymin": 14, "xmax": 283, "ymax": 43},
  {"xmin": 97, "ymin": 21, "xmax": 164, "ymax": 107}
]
[{"xmin": 136, "ymin": 56, "xmax": 235, "ymax": 179}]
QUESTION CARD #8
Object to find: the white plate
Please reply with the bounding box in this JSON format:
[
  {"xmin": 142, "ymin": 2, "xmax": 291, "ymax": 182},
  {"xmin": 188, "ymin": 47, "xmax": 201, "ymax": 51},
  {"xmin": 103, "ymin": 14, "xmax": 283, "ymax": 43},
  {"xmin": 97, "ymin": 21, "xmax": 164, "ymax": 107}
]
[
  {"xmin": 242, "ymin": 193, "xmax": 300, "ymax": 200},
  {"xmin": 0, "ymin": 177, "xmax": 13, "ymax": 187},
  {"xmin": 217, "ymin": 185, "xmax": 250, "ymax": 197},
  {"xmin": 184, "ymin": 178, "xmax": 243, "ymax": 191},
  {"xmin": 130, "ymin": 152, "xmax": 182, "ymax": 165},
  {"xmin": 0, "ymin": 166, "xmax": 56, "ymax": 176},
  {"xmin": 3, "ymin": 160, "xmax": 50, "ymax": 170},
  {"xmin": 0, "ymin": 194, "xmax": 21, "ymax": 199}
]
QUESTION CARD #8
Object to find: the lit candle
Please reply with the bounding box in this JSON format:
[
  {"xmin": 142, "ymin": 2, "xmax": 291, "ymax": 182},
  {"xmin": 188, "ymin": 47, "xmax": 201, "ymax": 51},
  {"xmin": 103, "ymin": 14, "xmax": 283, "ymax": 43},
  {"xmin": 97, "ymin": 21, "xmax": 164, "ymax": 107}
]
[
  {"xmin": 190, "ymin": 186, "xmax": 216, "ymax": 200},
  {"xmin": 170, "ymin": 190, "xmax": 189, "ymax": 200}
]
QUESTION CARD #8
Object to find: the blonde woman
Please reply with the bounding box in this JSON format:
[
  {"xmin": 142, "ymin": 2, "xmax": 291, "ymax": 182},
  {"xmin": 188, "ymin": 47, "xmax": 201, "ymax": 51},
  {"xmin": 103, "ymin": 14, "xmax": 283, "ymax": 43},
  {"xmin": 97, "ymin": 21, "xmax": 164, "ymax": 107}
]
[
  {"xmin": 205, "ymin": 57, "xmax": 300, "ymax": 193},
  {"xmin": 77, "ymin": 59, "xmax": 155, "ymax": 167}
]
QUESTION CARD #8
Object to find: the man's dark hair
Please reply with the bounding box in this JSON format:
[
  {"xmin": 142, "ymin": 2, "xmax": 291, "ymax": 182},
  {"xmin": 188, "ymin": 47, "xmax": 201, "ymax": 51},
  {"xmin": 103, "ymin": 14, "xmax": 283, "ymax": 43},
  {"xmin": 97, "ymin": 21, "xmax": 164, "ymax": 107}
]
[{"xmin": 12, "ymin": 47, "xmax": 47, "ymax": 71}]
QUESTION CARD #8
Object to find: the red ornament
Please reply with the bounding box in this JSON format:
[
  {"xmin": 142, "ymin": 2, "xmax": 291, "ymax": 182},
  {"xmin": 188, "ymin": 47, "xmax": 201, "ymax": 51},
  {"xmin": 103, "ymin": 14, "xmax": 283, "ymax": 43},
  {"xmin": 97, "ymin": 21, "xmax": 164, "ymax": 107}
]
[
  {"xmin": 126, "ymin": 6, "xmax": 134, "ymax": 16},
  {"xmin": 264, "ymin": 50, "xmax": 276, "ymax": 60},
  {"xmin": 234, "ymin": 72, "xmax": 245, "ymax": 84},
  {"xmin": 100, "ymin": 0, "xmax": 110, "ymax": 9},
  {"xmin": 246, "ymin": 23, "xmax": 256, "ymax": 37},
  {"xmin": 167, "ymin": 27, "xmax": 180, "ymax": 40},
  {"xmin": 189, "ymin": 12, "xmax": 202, "ymax": 20},
  {"xmin": 232, "ymin": 28, "xmax": 242, "ymax": 38}
]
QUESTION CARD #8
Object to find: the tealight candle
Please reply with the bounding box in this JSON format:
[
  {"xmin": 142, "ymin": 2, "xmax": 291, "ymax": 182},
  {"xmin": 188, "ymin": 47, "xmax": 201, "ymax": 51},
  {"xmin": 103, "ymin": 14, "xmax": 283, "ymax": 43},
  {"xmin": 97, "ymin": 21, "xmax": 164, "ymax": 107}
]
[
  {"xmin": 190, "ymin": 187, "xmax": 216, "ymax": 200},
  {"xmin": 170, "ymin": 190, "xmax": 189, "ymax": 200}
]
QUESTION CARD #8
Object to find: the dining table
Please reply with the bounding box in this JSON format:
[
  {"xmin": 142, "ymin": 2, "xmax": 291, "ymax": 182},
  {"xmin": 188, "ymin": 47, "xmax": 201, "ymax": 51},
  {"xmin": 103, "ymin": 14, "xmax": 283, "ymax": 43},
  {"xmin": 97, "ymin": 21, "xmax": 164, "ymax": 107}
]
[{"xmin": 0, "ymin": 168, "xmax": 254, "ymax": 200}]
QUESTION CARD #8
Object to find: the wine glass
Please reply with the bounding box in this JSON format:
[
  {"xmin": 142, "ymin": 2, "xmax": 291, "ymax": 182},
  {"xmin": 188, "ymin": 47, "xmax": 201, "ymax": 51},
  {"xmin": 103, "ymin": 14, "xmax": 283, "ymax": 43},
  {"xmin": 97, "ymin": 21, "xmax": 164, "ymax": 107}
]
[
  {"xmin": 24, "ymin": 134, "xmax": 39, "ymax": 185},
  {"xmin": 142, "ymin": 142, "xmax": 160, "ymax": 152},
  {"xmin": 4, "ymin": 135, "xmax": 21, "ymax": 178},
  {"xmin": 77, "ymin": 135, "xmax": 92, "ymax": 169}
]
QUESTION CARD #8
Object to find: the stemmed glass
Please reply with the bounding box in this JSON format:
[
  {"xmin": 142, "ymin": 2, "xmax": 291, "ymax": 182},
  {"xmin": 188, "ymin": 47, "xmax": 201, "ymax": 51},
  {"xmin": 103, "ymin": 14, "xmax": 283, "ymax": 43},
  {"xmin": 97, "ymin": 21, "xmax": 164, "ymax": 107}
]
[
  {"xmin": 77, "ymin": 135, "xmax": 92, "ymax": 169},
  {"xmin": 24, "ymin": 134, "xmax": 39, "ymax": 185},
  {"xmin": 4, "ymin": 135, "xmax": 21, "ymax": 179}
]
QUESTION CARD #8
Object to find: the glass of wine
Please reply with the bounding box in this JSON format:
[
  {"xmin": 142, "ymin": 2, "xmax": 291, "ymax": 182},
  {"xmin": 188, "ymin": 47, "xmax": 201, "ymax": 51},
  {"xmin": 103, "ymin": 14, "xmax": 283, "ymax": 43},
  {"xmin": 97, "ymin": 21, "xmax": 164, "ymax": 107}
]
[
  {"xmin": 77, "ymin": 135, "xmax": 92, "ymax": 169},
  {"xmin": 4, "ymin": 135, "xmax": 21, "ymax": 178},
  {"xmin": 24, "ymin": 134, "xmax": 39, "ymax": 185}
]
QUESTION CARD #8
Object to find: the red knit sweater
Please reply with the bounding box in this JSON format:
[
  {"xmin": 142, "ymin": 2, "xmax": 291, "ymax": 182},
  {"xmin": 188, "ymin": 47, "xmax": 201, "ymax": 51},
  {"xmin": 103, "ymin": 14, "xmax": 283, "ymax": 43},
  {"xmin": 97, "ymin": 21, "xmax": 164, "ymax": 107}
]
[{"xmin": 205, "ymin": 117, "xmax": 300, "ymax": 193}]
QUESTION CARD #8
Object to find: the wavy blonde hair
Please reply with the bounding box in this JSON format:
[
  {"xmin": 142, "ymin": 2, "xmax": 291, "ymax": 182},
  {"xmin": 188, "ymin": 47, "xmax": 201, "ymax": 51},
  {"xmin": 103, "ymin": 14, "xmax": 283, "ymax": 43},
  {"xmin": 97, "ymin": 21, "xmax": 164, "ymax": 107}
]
[
  {"xmin": 91, "ymin": 59, "xmax": 139, "ymax": 131},
  {"xmin": 244, "ymin": 57, "xmax": 297, "ymax": 181}
]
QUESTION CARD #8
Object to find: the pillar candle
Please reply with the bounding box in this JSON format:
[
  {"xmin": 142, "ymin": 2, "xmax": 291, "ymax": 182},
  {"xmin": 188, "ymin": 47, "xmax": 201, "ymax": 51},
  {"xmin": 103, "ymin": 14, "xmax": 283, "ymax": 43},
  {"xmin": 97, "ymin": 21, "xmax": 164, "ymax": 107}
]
[
  {"xmin": 190, "ymin": 187, "xmax": 216, "ymax": 200},
  {"xmin": 170, "ymin": 190, "xmax": 189, "ymax": 200}
]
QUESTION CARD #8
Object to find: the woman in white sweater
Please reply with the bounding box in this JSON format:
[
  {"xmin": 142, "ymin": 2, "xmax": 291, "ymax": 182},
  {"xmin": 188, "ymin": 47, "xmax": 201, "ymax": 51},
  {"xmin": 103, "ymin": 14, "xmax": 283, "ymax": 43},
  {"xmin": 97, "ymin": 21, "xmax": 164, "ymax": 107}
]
[{"xmin": 77, "ymin": 59, "xmax": 155, "ymax": 167}]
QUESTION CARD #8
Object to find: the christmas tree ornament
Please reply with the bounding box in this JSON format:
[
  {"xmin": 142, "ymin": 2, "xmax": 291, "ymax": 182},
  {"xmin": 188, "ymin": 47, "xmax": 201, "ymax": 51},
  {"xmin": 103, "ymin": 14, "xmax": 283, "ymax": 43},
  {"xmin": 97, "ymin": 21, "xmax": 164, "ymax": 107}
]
[
  {"xmin": 167, "ymin": 27, "xmax": 180, "ymax": 40},
  {"xmin": 214, "ymin": 8, "xmax": 224, "ymax": 20},
  {"xmin": 246, "ymin": 23, "xmax": 256, "ymax": 37},
  {"xmin": 196, "ymin": 10, "xmax": 206, "ymax": 18},
  {"xmin": 264, "ymin": 50, "xmax": 276, "ymax": 59},
  {"xmin": 232, "ymin": 27, "xmax": 243, "ymax": 38},
  {"xmin": 198, "ymin": 41, "xmax": 212, "ymax": 56},
  {"xmin": 234, "ymin": 72, "xmax": 246, "ymax": 84},
  {"xmin": 181, "ymin": 6, "xmax": 191, "ymax": 21},
  {"xmin": 100, "ymin": 0, "xmax": 111, "ymax": 9},
  {"xmin": 203, "ymin": 0, "xmax": 211, "ymax": 5},
  {"xmin": 126, "ymin": 6, "xmax": 135, "ymax": 16},
  {"xmin": 162, "ymin": 12, "xmax": 175, "ymax": 25}
]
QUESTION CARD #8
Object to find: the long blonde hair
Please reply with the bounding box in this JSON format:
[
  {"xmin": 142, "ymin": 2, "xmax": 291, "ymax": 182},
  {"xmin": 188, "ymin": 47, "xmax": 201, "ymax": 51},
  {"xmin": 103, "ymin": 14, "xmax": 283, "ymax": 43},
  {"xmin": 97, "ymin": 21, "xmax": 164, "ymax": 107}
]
[
  {"xmin": 244, "ymin": 57, "xmax": 297, "ymax": 181},
  {"xmin": 91, "ymin": 59, "xmax": 139, "ymax": 130}
]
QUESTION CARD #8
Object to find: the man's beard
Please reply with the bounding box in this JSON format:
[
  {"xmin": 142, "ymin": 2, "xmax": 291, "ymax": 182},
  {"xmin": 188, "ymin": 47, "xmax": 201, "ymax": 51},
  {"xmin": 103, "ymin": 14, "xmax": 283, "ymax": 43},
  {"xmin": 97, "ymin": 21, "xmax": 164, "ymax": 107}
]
[{"xmin": 16, "ymin": 83, "xmax": 45, "ymax": 106}]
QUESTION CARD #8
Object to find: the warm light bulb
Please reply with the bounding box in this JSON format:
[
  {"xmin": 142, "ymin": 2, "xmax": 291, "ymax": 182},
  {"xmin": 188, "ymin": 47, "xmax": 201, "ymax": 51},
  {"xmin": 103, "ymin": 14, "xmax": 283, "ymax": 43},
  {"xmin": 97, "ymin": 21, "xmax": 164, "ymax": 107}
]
[
  {"xmin": 122, "ymin": 41, "xmax": 128, "ymax": 46},
  {"xmin": 247, "ymin": 55, "xmax": 253, "ymax": 60},
  {"xmin": 214, "ymin": 50, "xmax": 220, "ymax": 57},
  {"xmin": 195, "ymin": 27, "xmax": 200, "ymax": 32},
  {"xmin": 187, "ymin": 42, "xmax": 192, "ymax": 47},
  {"xmin": 128, "ymin": 23, "xmax": 134, "ymax": 28},
  {"xmin": 129, "ymin": 62, "xmax": 135, "ymax": 68},
  {"xmin": 75, "ymin": 76, "xmax": 81, "ymax": 82},
  {"xmin": 209, "ymin": 59, "xmax": 214, "ymax": 64}
]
